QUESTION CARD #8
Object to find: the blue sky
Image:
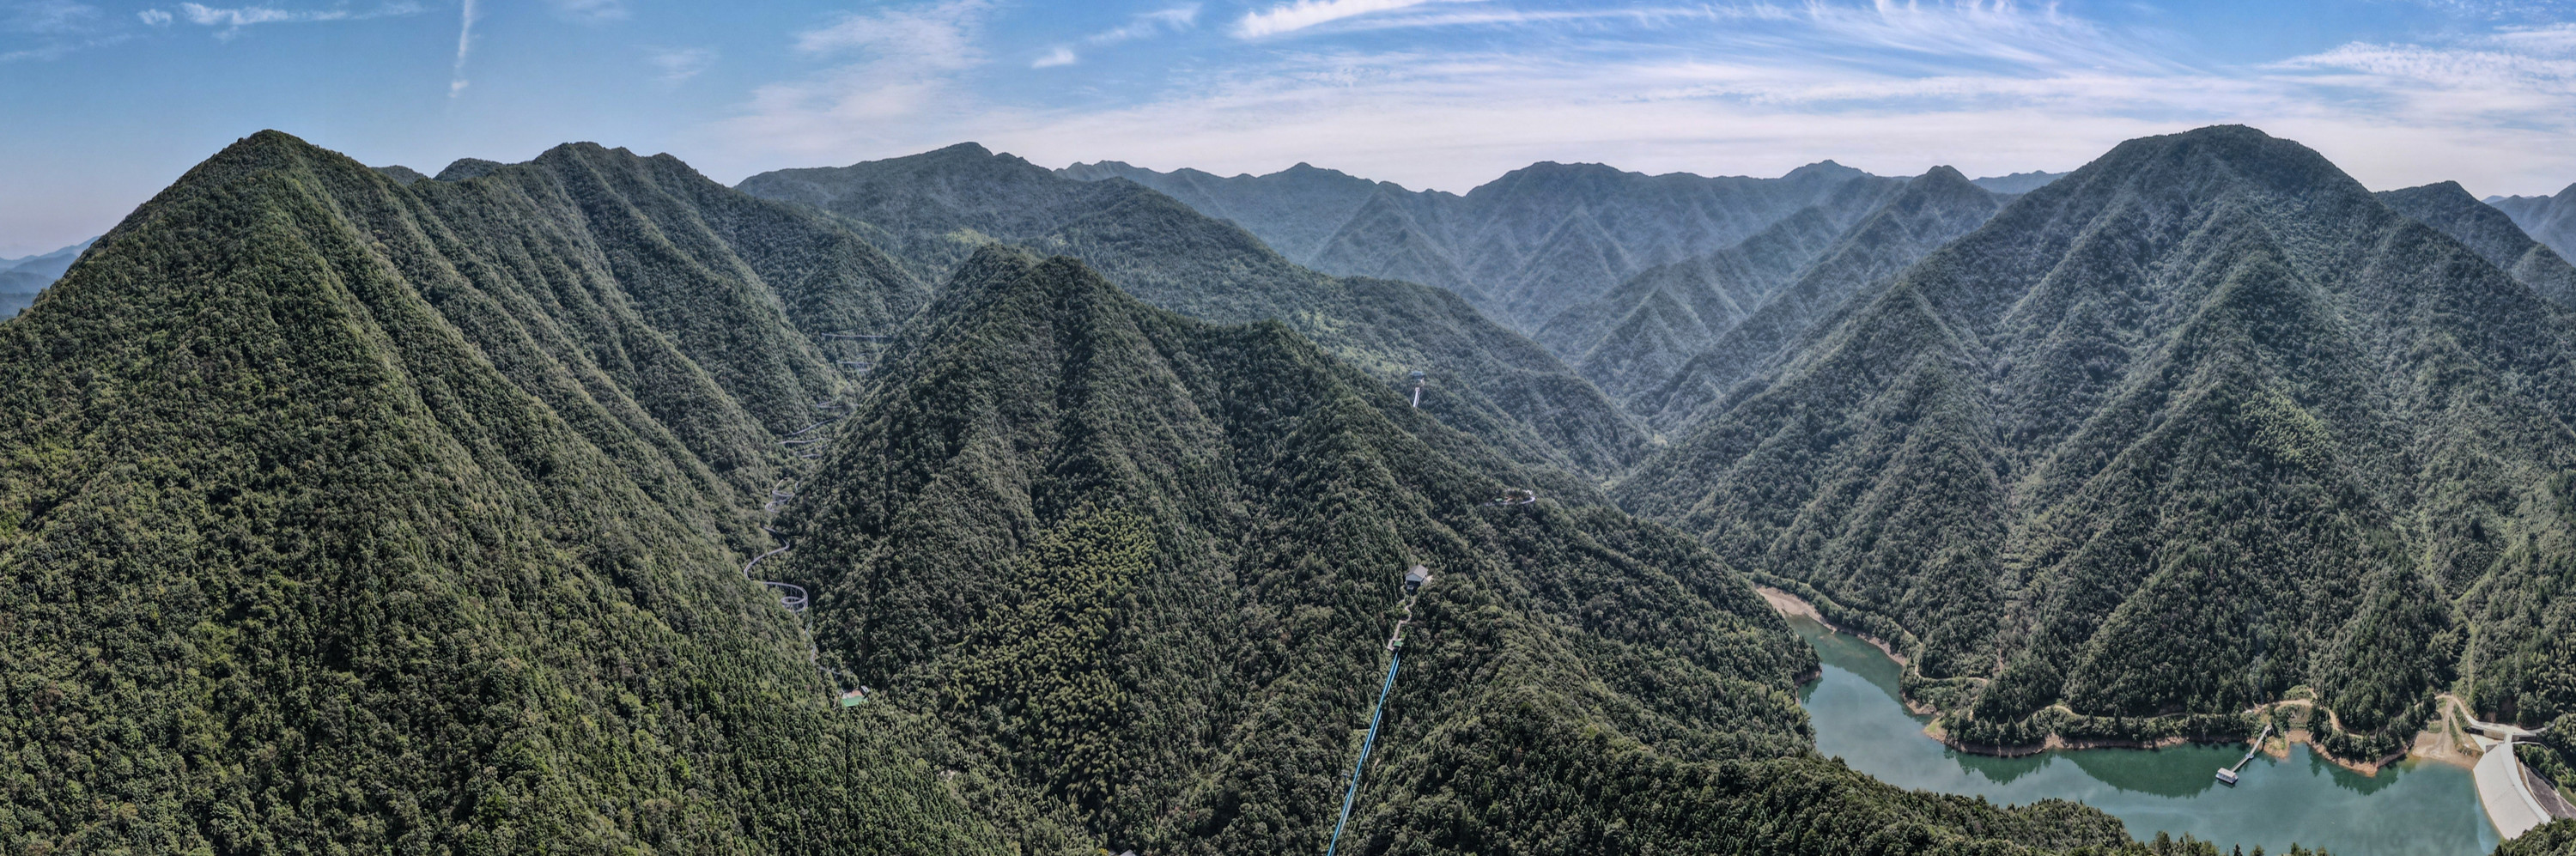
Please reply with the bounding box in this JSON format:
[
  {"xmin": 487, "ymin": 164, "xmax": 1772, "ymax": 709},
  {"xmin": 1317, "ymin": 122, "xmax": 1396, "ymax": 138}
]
[{"xmin": 4, "ymin": 0, "xmax": 2576, "ymax": 257}]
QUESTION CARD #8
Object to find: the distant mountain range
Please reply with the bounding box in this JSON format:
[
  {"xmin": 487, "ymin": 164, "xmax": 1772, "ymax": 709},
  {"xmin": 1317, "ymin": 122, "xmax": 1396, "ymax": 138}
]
[
  {"xmin": 1059, "ymin": 157, "xmax": 1905, "ymax": 336},
  {"xmin": 2385, "ymin": 181, "xmax": 2576, "ymax": 306},
  {"xmin": 1970, "ymin": 170, "xmax": 2069, "ymax": 194},
  {"xmin": 0, "ymin": 237, "xmax": 94, "ymax": 316},
  {"xmin": 2490, "ymin": 182, "xmax": 2576, "ymax": 266},
  {"xmin": 1060, "ymin": 160, "xmax": 2077, "ymax": 426}
]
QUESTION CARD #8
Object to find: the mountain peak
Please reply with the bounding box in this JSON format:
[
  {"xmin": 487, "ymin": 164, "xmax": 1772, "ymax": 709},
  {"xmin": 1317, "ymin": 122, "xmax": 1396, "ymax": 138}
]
[
  {"xmin": 435, "ymin": 157, "xmax": 507, "ymax": 182},
  {"xmin": 2068, "ymin": 124, "xmax": 2360, "ymax": 205},
  {"xmin": 1783, "ymin": 159, "xmax": 1864, "ymax": 181}
]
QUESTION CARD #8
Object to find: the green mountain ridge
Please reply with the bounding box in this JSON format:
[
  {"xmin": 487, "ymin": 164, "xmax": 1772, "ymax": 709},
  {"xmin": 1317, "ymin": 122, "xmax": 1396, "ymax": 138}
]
[
  {"xmin": 1060, "ymin": 156, "xmax": 1907, "ymax": 335},
  {"xmin": 1548, "ymin": 167, "xmax": 2003, "ymax": 419},
  {"xmin": 1634, "ymin": 163, "xmax": 2008, "ymax": 430},
  {"xmin": 1617, "ymin": 125, "xmax": 2576, "ymax": 752},
  {"xmin": 766, "ymin": 244, "xmax": 2135, "ymax": 855},
  {"xmin": 0, "ymin": 130, "xmax": 996, "ymax": 853},
  {"xmin": 2490, "ymin": 182, "xmax": 2576, "ymax": 265},
  {"xmin": 738, "ymin": 143, "xmax": 1644, "ymax": 481},
  {"xmin": 2380, "ymin": 181, "xmax": 2576, "ymax": 306},
  {"xmin": 1530, "ymin": 174, "xmax": 1901, "ymax": 397}
]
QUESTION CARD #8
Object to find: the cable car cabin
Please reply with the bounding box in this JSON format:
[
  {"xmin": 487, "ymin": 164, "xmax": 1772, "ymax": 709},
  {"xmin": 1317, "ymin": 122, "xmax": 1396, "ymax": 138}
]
[{"xmin": 839, "ymin": 688, "xmax": 871, "ymax": 707}]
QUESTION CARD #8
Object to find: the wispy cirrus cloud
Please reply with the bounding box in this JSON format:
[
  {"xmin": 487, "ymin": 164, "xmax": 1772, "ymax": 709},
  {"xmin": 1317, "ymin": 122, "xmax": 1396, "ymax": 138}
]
[
  {"xmin": 1234, "ymin": 0, "xmax": 1483, "ymax": 39},
  {"xmin": 732, "ymin": 0, "xmax": 993, "ymax": 154},
  {"xmin": 1092, "ymin": 3, "xmax": 1197, "ymax": 45},
  {"xmin": 1034, "ymin": 3, "xmax": 1198, "ymax": 69},
  {"xmin": 133, "ymin": 2, "xmax": 421, "ymax": 38},
  {"xmin": 0, "ymin": 0, "xmax": 127, "ymax": 63},
  {"xmin": 4, "ymin": 0, "xmax": 100, "ymax": 34},
  {"xmin": 449, "ymin": 0, "xmax": 477, "ymax": 95},
  {"xmin": 546, "ymin": 0, "xmax": 623, "ymax": 23},
  {"xmin": 648, "ymin": 46, "xmax": 716, "ymax": 82}
]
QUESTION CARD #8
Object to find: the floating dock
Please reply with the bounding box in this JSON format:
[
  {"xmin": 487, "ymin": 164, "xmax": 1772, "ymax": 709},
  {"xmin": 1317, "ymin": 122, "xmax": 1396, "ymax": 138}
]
[{"xmin": 2217, "ymin": 723, "xmax": 2272, "ymax": 786}]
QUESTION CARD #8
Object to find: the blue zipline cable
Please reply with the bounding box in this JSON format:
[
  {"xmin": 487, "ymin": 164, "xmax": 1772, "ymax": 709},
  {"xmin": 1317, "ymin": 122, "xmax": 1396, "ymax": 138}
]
[{"xmin": 1324, "ymin": 648, "xmax": 1401, "ymax": 856}]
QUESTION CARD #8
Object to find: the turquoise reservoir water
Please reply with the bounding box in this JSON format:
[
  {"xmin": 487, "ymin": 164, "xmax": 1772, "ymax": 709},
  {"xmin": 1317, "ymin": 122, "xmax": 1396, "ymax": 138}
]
[{"xmin": 1791, "ymin": 616, "xmax": 2499, "ymax": 855}]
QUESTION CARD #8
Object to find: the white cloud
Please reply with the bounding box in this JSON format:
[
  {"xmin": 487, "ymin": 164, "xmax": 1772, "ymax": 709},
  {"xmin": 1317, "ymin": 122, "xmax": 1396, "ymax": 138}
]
[
  {"xmin": 449, "ymin": 0, "xmax": 477, "ymax": 96},
  {"xmin": 1036, "ymin": 4, "xmax": 1198, "ymax": 69},
  {"xmin": 179, "ymin": 3, "xmax": 337, "ymax": 27},
  {"xmin": 649, "ymin": 46, "xmax": 715, "ymax": 82},
  {"xmin": 5, "ymin": 1, "xmax": 99, "ymax": 34},
  {"xmin": 1235, "ymin": 0, "xmax": 1479, "ymax": 39},
  {"xmin": 547, "ymin": 0, "xmax": 623, "ymax": 22},
  {"xmin": 1091, "ymin": 3, "xmax": 1197, "ymax": 45},
  {"xmin": 165, "ymin": 2, "xmax": 417, "ymax": 37},
  {"xmin": 726, "ymin": 0, "xmax": 993, "ymax": 156},
  {"xmin": 794, "ymin": 0, "xmax": 987, "ymax": 63}
]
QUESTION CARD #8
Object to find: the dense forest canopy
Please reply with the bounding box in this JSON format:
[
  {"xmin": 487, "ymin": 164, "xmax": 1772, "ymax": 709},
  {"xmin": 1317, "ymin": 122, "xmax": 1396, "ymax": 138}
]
[{"xmin": 0, "ymin": 131, "xmax": 995, "ymax": 853}]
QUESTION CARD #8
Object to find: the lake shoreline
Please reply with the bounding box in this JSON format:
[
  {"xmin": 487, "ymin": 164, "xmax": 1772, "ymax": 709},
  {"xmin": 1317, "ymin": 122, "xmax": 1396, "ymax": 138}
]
[{"xmin": 1759, "ymin": 586, "xmax": 2454, "ymax": 775}]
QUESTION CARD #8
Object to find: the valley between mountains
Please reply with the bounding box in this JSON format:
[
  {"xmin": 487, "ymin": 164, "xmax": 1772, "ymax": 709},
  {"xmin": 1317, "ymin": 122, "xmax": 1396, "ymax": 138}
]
[{"xmin": 3, "ymin": 124, "xmax": 2573, "ymax": 854}]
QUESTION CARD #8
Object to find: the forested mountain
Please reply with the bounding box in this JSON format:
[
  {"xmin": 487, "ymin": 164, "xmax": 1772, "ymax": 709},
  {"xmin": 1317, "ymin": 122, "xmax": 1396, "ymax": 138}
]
[
  {"xmin": 15, "ymin": 123, "xmax": 2561, "ymax": 855},
  {"xmin": 0, "ymin": 129, "xmax": 2178, "ymax": 856},
  {"xmin": 1060, "ymin": 156, "xmax": 1908, "ymax": 336},
  {"xmin": 2490, "ymin": 183, "xmax": 2576, "ymax": 263},
  {"xmin": 1632, "ymin": 166, "xmax": 2008, "ymax": 430},
  {"xmin": 1528, "ymin": 175, "xmax": 1901, "ymax": 401},
  {"xmin": 0, "ymin": 131, "xmax": 996, "ymax": 853},
  {"xmin": 0, "ymin": 237, "xmax": 94, "ymax": 317},
  {"xmin": 1617, "ymin": 126, "xmax": 2576, "ymax": 753},
  {"xmin": 767, "ymin": 245, "xmax": 2134, "ymax": 855},
  {"xmin": 738, "ymin": 143, "xmax": 1643, "ymax": 480},
  {"xmin": 1543, "ymin": 167, "xmax": 2002, "ymax": 416},
  {"xmin": 2379, "ymin": 181, "xmax": 2576, "ymax": 306}
]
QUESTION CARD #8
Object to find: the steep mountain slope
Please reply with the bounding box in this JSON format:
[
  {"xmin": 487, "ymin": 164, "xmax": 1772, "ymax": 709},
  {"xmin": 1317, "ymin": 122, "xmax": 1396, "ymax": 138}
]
[
  {"xmin": 0, "ymin": 131, "xmax": 995, "ymax": 853},
  {"xmin": 739, "ymin": 144, "xmax": 1643, "ymax": 480},
  {"xmin": 769, "ymin": 246, "xmax": 2133, "ymax": 855},
  {"xmin": 1543, "ymin": 168, "xmax": 1997, "ymax": 410},
  {"xmin": 1637, "ymin": 166, "xmax": 2007, "ymax": 429},
  {"xmin": 1618, "ymin": 126, "xmax": 2576, "ymax": 751},
  {"xmin": 2381, "ymin": 181, "xmax": 2576, "ymax": 306},
  {"xmin": 1060, "ymin": 157, "xmax": 1905, "ymax": 334},
  {"xmin": 2491, "ymin": 183, "xmax": 2576, "ymax": 264}
]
